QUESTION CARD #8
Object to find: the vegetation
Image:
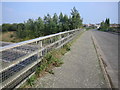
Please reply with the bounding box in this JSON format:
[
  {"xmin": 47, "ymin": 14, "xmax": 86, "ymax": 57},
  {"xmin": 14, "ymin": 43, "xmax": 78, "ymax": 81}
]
[
  {"xmin": 24, "ymin": 43, "xmax": 71, "ymax": 87},
  {"xmin": 98, "ymin": 18, "xmax": 110, "ymax": 31},
  {"xmin": 20, "ymin": 28, "xmax": 85, "ymax": 88},
  {"xmin": 47, "ymin": 69, "xmax": 54, "ymax": 75},
  {"xmin": 0, "ymin": 31, "xmax": 19, "ymax": 42},
  {"xmin": 1, "ymin": 7, "xmax": 82, "ymax": 42},
  {"xmin": 108, "ymin": 27, "xmax": 120, "ymax": 33},
  {"xmin": 27, "ymin": 75, "xmax": 36, "ymax": 87},
  {"xmin": 98, "ymin": 18, "xmax": 120, "ymax": 33},
  {"xmin": 85, "ymin": 27, "xmax": 96, "ymax": 31}
]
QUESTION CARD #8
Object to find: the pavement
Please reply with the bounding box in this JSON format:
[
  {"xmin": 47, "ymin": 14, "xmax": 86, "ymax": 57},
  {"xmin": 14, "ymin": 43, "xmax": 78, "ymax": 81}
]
[
  {"xmin": 32, "ymin": 30, "xmax": 108, "ymax": 88},
  {"xmin": 92, "ymin": 29, "xmax": 118, "ymax": 88}
]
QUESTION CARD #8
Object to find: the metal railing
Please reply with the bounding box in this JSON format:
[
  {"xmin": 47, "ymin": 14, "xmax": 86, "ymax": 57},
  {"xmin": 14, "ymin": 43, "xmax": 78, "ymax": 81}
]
[{"xmin": 0, "ymin": 29, "xmax": 82, "ymax": 89}]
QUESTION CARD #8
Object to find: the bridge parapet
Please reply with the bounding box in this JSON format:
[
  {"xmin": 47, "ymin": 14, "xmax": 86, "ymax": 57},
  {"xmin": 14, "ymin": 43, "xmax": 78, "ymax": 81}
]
[{"xmin": 0, "ymin": 29, "xmax": 82, "ymax": 89}]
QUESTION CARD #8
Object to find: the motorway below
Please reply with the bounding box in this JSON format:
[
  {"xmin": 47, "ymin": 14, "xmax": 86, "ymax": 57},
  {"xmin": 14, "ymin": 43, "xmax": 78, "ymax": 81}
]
[{"xmin": 91, "ymin": 29, "xmax": 118, "ymax": 88}]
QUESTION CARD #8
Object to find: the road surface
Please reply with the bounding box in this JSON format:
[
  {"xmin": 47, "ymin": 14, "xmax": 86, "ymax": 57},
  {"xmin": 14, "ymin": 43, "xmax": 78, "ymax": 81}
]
[{"xmin": 92, "ymin": 29, "xmax": 118, "ymax": 88}]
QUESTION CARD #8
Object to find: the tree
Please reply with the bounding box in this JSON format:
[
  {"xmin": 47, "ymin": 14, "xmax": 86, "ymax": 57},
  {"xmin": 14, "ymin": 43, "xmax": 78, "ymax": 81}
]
[
  {"xmin": 58, "ymin": 12, "xmax": 64, "ymax": 32},
  {"xmin": 2, "ymin": 24, "xmax": 11, "ymax": 32},
  {"xmin": 24, "ymin": 19, "xmax": 36, "ymax": 38},
  {"xmin": 10, "ymin": 23, "xmax": 18, "ymax": 31},
  {"xmin": 2, "ymin": 7, "xmax": 83, "ymax": 41},
  {"xmin": 49, "ymin": 19, "xmax": 55, "ymax": 34},
  {"xmin": 99, "ymin": 18, "xmax": 110, "ymax": 31},
  {"xmin": 52, "ymin": 13, "xmax": 59, "ymax": 33},
  {"xmin": 70, "ymin": 7, "xmax": 82, "ymax": 29},
  {"xmin": 44, "ymin": 14, "xmax": 52, "ymax": 35},
  {"xmin": 36, "ymin": 17, "xmax": 45, "ymax": 36},
  {"xmin": 0, "ymin": 25, "xmax": 2, "ymax": 32},
  {"xmin": 62, "ymin": 14, "xmax": 69, "ymax": 31},
  {"xmin": 105, "ymin": 18, "xmax": 110, "ymax": 27},
  {"xmin": 68, "ymin": 16, "xmax": 73, "ymax": 30},
  {"xmin": 16, "ymin": 23, "xmax": 26, "ymax": 39},
  {"xmin": 53, "ymin": 13, "xmax": 58, "ymax": 24}
]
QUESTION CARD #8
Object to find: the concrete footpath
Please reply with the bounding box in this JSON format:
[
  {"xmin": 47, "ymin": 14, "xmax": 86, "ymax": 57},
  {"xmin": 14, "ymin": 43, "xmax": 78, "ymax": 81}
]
[{"xmin": 33, "ymin": 31, "xmax": 108, "ymax": 88}]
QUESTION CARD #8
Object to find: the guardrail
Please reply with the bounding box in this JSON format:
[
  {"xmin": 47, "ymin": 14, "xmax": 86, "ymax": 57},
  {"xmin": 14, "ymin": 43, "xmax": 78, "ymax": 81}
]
[{"xmin": 0, "ymin": 29, "xmax": 82, "ymax": 89}]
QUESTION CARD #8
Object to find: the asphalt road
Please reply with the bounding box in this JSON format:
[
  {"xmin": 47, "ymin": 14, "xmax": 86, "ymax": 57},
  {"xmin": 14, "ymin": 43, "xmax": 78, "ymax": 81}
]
[{"xmin": 92, "ymin": 29, "xmax": 118, "ymax": 88}]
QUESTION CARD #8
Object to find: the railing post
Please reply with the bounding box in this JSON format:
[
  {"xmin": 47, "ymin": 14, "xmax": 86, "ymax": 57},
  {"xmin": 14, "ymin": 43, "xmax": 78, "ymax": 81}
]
[
  {"xmin": 38, "ymin": 40, "xmax": 43, "ymax": 59},
  {"xmin": 0, "ymin": 29, "xmax": 80, "ymax": 89},
  {"xmin": 67, "ymin": 32, "xmax": 69, "ymax": 40},
  {"xmin": 40, "ymin": 41, "xmax": 43, "ymax": 57},
  {"xmin": 59, "ymin": 34, "xmax": 62, "ymax": 46}
]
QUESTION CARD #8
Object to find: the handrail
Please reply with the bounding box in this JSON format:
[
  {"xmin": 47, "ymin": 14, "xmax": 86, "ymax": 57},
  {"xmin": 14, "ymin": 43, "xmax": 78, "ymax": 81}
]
[
  {"xmin": 0, "ymin": 29, "xmax": 78, "ymax": 52},
  {"xmin": 0, "ymin": 28, "xmax": 81, "ymax": 89},
  {"xmin": 0, "ymin": 33, "xmax": 74, "ymax": 73}
]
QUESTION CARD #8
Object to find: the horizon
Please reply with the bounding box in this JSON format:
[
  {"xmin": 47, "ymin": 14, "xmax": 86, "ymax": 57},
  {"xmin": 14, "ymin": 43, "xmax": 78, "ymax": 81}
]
[{"xmin": 1, "ymin": 2, "xmax": 118, "ymax": 24}]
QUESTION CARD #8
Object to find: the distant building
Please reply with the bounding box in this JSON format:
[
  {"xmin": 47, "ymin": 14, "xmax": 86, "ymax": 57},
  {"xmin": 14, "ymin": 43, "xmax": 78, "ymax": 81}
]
[
  {"xmin": 110, "ymin": 24, "xmax": 120, "ymax": 28},
  {"xmin": 83, "ymin": 24, "xmax": 89, "ymax": 27},
  {"xmin": 94, "ymin": 24, "xmax": 100, "ymax": 28},
  {"xmin": 83, "ymin": 24, "xmax": 96, "ymax": 28}
]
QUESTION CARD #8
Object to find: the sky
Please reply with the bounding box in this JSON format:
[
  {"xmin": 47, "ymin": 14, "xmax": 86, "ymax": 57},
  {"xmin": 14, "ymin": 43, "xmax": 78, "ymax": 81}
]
[{"xmin": 1, "ymin": 2, "xmax": 118, "ymax": 24}]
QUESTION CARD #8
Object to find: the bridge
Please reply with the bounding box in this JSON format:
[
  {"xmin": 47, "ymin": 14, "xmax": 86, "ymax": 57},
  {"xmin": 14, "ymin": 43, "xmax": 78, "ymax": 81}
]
[
  {"xmin": 0, "ymin": 29, "xmax": 118, "ymax": 89},
  {"xmin": 0, "ymin": 29, "xmax": 82, "ymax": 89}
]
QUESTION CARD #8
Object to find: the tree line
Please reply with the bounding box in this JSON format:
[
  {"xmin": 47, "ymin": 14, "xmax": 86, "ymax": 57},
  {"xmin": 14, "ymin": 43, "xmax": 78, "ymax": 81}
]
[
  {"xmin": 98, "ymin": 18, "xmax": 110, "ymax": 31},
  {"xmin": 2, "ymin": 7, "xmax": 83, "ymax": 40}
]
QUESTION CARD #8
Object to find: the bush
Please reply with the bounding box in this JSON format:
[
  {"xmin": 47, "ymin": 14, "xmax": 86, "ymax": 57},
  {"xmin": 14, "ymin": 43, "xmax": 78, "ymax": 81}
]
[
  {"xmin": 10, "ymin": 34, "xmax": 14, "ymax": 38},
  {"xmin": 44, "ymin": 52, "xmax": 53, "ymax": 60},
  {"xmin": 64, "ymin": 44, "xmax": 71, "ymax": 51},
  {"xmin": 27, "ymin": 75, "xmax": 36, "ymax": 86},
  {"xmin": 35, "ymin": 62, "xmax": 48, "ymax": 77},
  {"xmin": 53, "ymin": 58, "xmax": 64, "ymax": 67},
  {"xmin": 47, "ymin": 70, "xmax": 54, "ymax": 74}
]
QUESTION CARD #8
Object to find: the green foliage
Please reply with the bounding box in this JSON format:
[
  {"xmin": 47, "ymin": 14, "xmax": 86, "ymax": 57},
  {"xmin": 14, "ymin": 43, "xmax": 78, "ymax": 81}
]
[
  {"xmin": 10, "ymin": 34, "xmax": 14, "ymax": 38},
  {"xmin": 2, "ymin": 24, "xmax": 11, "ymax": 32},
  {"xmin": 108, "ymin": 27, "xmax": 120, "ymax": 33},
  {"xmin": 35, "ymin": 63, "xmax": 47, "ymax": 77},
  {"xmin": 2, "ymin": 7, "xmax": 82, "ymax": 41},
  {"xmin": 53, "ymin": 58, "xmax": 64, "ymax": 67},
  {"xmin": 64, "ymin": 43, "xmax": 71, "ymax": 51},
  {"xmin": 47, "ymin": 69, "xmax": 54, "ymax": 75},
  {"xmin": 86, "ymin": 27, "xmax": 95, "ymax": 31},
  {"xmin": 70, "ymin": 7, "xmax": 82, "ymax": 29},
  {"xmin": 35, "ymin": 50, "xmax": 64, "ymax": 76},
  {"xmin": 2, "ymin": 23, "xmax": 18, "ymax": 32},
  {"xmin": 27, "ymin": 75, "xmax": 36, "ymax": 86},
  {"xmin": 44, "ymin": 52, "xmax": 53, "ymax": 60},
  {"xmin": 0, "ymin": 25, "xmax": 2, "ymax": 31},
  {"xmin": 63, "ymin": 14, "xmax": 70, "ymax": 31},
  {"xmin": 99, "ymin": 18, "xmax": 110, "ymax": 31},
  {"xmin": 25, "ymin": 42, "xmax": 72, "ymax": 88}
]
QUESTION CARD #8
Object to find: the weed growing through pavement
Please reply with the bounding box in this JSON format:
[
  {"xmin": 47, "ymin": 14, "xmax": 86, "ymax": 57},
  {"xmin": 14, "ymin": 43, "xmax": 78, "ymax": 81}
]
[{"xmin": 25, "ymin": 43, "xmax": 71, "ymax": 87}]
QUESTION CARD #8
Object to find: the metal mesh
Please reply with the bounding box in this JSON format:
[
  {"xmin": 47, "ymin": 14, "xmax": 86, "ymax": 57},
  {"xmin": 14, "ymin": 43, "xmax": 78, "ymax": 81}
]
[
  {"xmin": 1, "ymin": 54, "xmax": 38, "ymax": 82},
  {"xmin": 0, "ymin": 29, "xmax": 80, "ymax": 88}
]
